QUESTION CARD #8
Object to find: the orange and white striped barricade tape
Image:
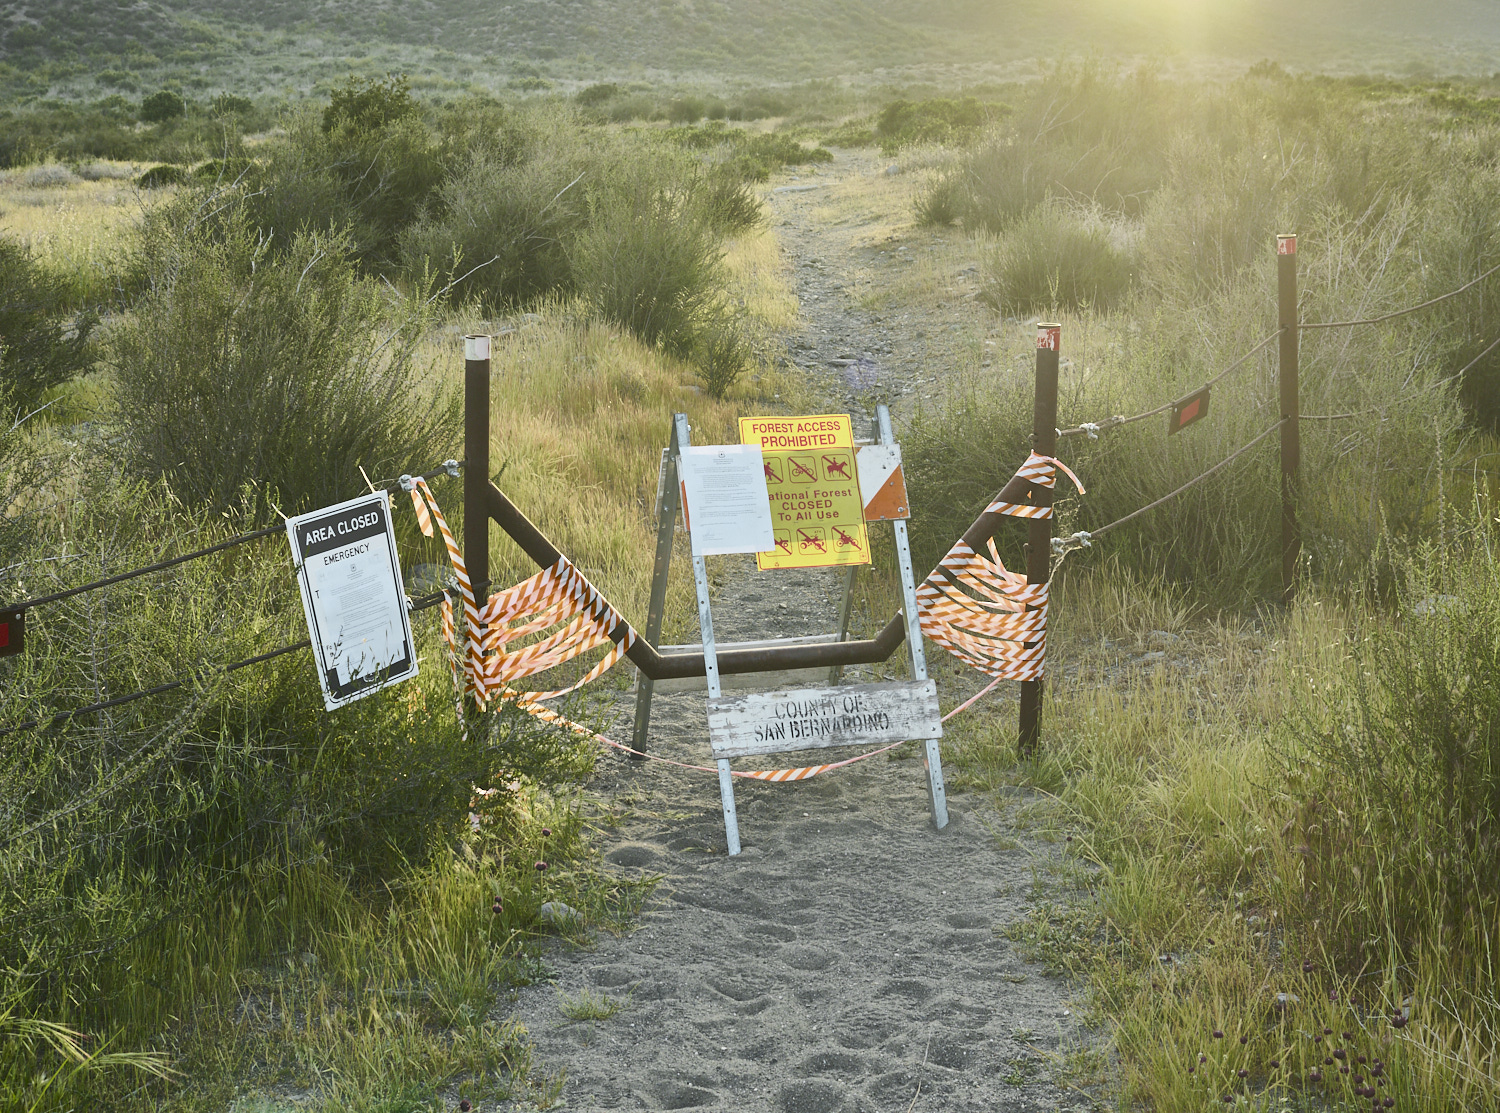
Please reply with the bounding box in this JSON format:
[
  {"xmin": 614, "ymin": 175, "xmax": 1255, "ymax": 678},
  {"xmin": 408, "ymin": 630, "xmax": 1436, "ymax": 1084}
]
[
  {"xmin": 985, "ymin": 451, "xmax": 1085, "ymax": 519},
  {"xmin": 405, "ymin": 476, "xmax": 636, "ymax": 709}
]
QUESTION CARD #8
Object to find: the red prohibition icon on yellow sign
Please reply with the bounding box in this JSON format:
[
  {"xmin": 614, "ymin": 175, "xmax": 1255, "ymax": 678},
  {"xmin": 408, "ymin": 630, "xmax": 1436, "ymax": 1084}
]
[
  {"xmin": 797, "ymin": 528, "xmax": 827, "ymax": 553},
  {"xmin": 788, "ymin": 456, "xmax": 819, "ymax": 483}
]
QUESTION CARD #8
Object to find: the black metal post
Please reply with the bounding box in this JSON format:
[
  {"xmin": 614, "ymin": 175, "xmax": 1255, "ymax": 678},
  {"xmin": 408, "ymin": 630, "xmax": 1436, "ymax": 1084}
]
[
  {"xmin": 1018, "ymin": 322, "xmax": 1060, "ymax": 760},
  {"xmin": 1277, "ymin": 235, "xmax": 1300, "ymax": 602},
  {"xmin": 464, "ymin": 334, "xmax": 491, "ymax": 607}
]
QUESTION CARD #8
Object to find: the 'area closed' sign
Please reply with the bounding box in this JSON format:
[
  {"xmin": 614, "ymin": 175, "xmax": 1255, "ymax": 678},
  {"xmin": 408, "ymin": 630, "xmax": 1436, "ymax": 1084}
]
[{"xmin": 287, "ymin": 492, "xmax": 418, "ymax": 710}]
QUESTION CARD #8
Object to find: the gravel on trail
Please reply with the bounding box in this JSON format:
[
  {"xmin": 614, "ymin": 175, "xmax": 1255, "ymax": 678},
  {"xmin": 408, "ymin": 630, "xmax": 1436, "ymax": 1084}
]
[{"xmin": 494, "ymin": 151, "xmax": 1097, "ymax": 1112}]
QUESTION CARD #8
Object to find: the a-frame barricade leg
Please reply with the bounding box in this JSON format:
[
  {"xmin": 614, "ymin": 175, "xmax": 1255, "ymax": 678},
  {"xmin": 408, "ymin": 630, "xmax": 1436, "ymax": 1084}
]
[
  {"xmin": 632, "ymin": 446, "xmax": 679, "ymax": 757},
  {"xmin": 672, "ymin": 413, "xmax": 742, "ymax": 854},
  {"xmin": 878, "ymin": 403, "xmax": 948, "ymax": 830}
]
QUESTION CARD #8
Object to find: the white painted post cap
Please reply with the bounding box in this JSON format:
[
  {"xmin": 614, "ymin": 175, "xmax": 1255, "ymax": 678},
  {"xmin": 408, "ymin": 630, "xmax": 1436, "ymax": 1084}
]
[{"xmin": 464, "ymin": 334, "xmax": 491, "ymax": 361}]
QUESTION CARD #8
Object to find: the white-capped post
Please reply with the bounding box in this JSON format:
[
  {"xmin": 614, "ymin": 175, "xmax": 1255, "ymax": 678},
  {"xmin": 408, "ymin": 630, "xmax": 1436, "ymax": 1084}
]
[{"xmin": 464, "ymin": 334, "xmax": 492, "ymax": 609}]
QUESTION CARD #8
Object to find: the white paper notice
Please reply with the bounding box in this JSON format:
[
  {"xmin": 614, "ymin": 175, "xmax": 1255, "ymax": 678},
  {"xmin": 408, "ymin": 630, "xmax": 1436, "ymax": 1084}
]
[
  {"xmin": 679, "ymin": 444, "xmax": 776, "ymax": 557},
  {"xmin": 286, "ymin": 491, "xmax": 418, "ymax": 710}
]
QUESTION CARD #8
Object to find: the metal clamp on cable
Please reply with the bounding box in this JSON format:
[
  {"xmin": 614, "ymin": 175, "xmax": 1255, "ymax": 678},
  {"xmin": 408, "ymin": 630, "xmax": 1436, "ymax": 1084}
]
[{"xmin": 1050, "ymin": 531, "xmax": 1092, "ymax": 555}]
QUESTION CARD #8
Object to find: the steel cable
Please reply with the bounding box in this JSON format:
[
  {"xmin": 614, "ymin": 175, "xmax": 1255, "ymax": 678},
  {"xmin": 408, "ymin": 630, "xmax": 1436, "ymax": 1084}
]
[
  {"xmin": 1057, "ymin": 329, "xmax": 1282, "ymax": 439},
  {"xmin": 1300, "ymin": 259, "xmax": 1500, "ymax": 330},
  {"xmin": 0, "ymin": 592, "xmax": 447, "ymax": 736}
]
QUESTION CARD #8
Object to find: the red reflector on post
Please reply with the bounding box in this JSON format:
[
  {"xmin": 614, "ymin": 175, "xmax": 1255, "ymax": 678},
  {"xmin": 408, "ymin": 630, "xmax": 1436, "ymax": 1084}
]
[
  {"xmin": 1168, "ymin": 387, "xmax": 1211, "ymax": 435},
  {"xmin": 0, "ymin": 609, "xmax": 22, "ymax": 658}
]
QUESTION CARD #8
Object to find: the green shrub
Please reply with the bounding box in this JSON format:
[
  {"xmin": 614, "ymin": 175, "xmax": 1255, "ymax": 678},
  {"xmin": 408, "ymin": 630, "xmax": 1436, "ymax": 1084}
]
[
  {"xmin": 726, "ymin": 132, "xmax": 832, "ymax": 181},
  {"xmin": 325, "ymin": 111, "xmax": 447, "ymax": 269},
  {"xmin": 665, "ymin": 119, "xmax": 737, "ymax": 151},
  {"xmin": 914, "ymin": 173, "xmax": 961, "ymax": 227},
  {"xmin": 983, "ymin": 203, "xmax": 1135, "ymax": 313},
  {"xmin": 568, "ymin": 163, "xmax": 724, "ymax": 354},
  {"xmin": 96, "ymin": 68, "xmax": 137, "ymax": 91},
  {"xmin": 135, "ymin": 163, "xmax": 189, "ymax": 188},
  {"xmin": 210, "ymin": 92, "xmax": 254, "ymax": 117},
  {"xmin": 244, "ymin": 96, "xmax": 444, "ymax": 269},
  {"xmin": 240, "ymin": 126, "xmax": 358, "ymax": 244},
  {"xmin": 821, "ymin": 119, "xmax": 877, "ymax": 148},
  {"xmin": 111, "ymin": 201, "xmax": 458, "ymax": 516},
  {"xmin": 321, "ymin": 72, "xmax": 417, "ymax": 136},
  {"xmin": 607, "ymin": 92, "xmax": 658, "ymax": 122},
  {"xmin": 399, "ymin": 142, "xmax": 588, "ymax": 311},
  {"xmin": 1286, "ymin": 514, "xmax": 1500, "ymax": 1011},
  {"xmin": 728, "ymin": 89, "xmax": 791, "ymax": 121},
  {"xmin": 403, "ymin": 115, "xmax": 758, "ymax": 309},
  {"xmin": 191, "ymin": 156, "xmax": 255, "ymax": 184},
  {"xmin": 91, "ymin": 93, "xmax": 136, "ymax": 120},
  {"xmin": 696, "ymin": 166, "xmax": 763, "ymax": 232},
  {"xmin": 0, "ymin": 238, "xmax": 98, "ymax": 414},
  {"xmin": 139, "ymin": 89, "xmax": 185, "ymax": 123},
  {"xmin": 667, "ymin": 95, "xmax": 708, "ymax": 124},
  {"xmin": 575, "ymin": 82, "xmax": 620, "ymax": 108},
  {"xmin": 875, "ymin": 96, "xmax": 1007, "ymax": 153},
  {"xmin": 691, "ymin": 320, "xmax": 750, "ymax": 399}
]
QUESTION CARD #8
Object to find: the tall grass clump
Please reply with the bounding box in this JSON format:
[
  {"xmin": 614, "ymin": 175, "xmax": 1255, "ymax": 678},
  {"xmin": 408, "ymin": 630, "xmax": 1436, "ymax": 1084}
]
[
  {"xmin": 1283, "ymin": 517, "xmax": 1500, "ymax": 1077},
  {"xmin": 983, "ymin": 202, "xmax": 1134, "ymax": 313},
  {"xmin": 110, "ymin": 196, "xmax": 458, "ymax": 516}
]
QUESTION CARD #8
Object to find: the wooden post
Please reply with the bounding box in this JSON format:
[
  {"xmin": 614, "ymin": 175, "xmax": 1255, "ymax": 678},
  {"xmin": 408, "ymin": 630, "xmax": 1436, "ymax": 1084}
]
[
  {"xmin": 1017, "ymin": 323, "xmax": 1060, "ymax": 760},
  {"xmin": 1277, "ymin": 235, "xmax": 1300, "ymax": 602}
]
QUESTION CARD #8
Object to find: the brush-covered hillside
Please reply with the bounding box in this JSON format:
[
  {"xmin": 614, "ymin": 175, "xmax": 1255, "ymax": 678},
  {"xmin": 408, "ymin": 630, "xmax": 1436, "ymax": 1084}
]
[{"xmin": 3, "ymin": 0, "xmax": 1500, "ymax": 99}]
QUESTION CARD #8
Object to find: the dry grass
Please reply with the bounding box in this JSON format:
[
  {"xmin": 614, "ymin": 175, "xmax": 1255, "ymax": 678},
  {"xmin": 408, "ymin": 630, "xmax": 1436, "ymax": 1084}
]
[
  {"xmin": 938, "ymin": 556, "xmax": 1500, "ymax": 1112},
  {"xmin": 0, "ymin": 161, "xmax": 153, "ymax": 301},
  {"xmin": 722, "ymin": 223, "xmax": 799, "ymax": 337}
]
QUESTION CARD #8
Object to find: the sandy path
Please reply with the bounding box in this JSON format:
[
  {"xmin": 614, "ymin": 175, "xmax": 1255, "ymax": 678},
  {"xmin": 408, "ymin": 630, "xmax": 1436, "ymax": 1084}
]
[{"xmin": 494, "ymin": 152, "xmax": 1094, "ymax": 1112}]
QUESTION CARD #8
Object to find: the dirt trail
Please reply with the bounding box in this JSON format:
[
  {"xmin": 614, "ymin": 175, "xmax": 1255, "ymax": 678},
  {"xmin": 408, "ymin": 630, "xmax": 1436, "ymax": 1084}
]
[{"xmin": 494, "ymin": 151, "xmax": 1094, "ymax": 1113}]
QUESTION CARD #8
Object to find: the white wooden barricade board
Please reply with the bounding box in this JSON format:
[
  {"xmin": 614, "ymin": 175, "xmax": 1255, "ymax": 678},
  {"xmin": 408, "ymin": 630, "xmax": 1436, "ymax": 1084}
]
[{"xmin": 708, "ymin": 679, "xmax": 941, "ymax": 759}]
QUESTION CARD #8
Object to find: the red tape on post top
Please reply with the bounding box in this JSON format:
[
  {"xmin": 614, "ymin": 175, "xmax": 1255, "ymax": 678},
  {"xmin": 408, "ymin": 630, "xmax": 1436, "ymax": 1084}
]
[
  {"xmin": 1037, "ymin": 324, "xmax": 1061, "ymax": 351},
  {"xmin": 1277, "ymin": 235, "xmax": 1297, "ymax": 256}
]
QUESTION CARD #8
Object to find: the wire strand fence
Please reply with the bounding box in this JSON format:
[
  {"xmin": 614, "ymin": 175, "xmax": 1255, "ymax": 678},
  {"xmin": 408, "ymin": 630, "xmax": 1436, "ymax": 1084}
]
[
  {"xmin": 7, "ymin": 247, "xmax": 1499, "ymax": 736},
  {"xmin": 1298, "ymin": 258, "xmax": 1500, "ymax": 331},
  {"xmin": 1045, "ymin": 249, "xmax": 1498, "ymax": 564},
  {"xmin": 1, "ymin": 462, "xmax": 463, "ymax": 736},
  {"xmin": 1056, "ymin": 328, "xmax": 1283, "ymax": 440}
]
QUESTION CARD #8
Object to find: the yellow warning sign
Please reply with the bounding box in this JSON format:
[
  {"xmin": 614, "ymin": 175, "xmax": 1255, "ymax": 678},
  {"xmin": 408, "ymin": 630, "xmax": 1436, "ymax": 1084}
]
[{"xmin": 739, "ymin": 413, "xmax": 870, "ymax": 570}]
